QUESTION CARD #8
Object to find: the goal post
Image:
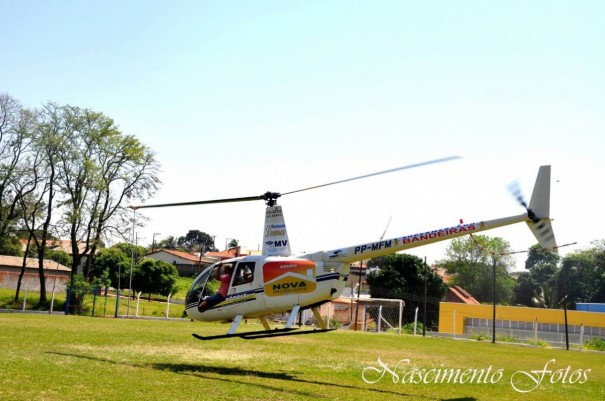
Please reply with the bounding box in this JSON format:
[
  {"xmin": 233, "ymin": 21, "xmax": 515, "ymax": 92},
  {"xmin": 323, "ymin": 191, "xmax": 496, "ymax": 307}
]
[{"xmin": 322, "ymin": 297, "xmax": 405, "ymax": 334}]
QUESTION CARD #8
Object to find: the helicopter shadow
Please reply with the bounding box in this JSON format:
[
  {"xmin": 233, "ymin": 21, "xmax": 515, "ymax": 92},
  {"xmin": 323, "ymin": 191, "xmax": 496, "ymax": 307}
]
[
  {"xmin": 153, "ymin": 361, "xmax": 446, "ymax": 400},
  {"xmin": 49, "ymin": 351, "xmax": 442, "ymax": 399}
]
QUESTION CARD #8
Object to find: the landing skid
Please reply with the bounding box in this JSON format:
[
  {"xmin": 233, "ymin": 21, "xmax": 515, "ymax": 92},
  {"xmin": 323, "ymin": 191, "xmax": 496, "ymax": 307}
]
[
  {"xmin": 192, "ymin": 327, "xmax": 335, "ymax": 341},
  {"xmin": 192, "ymin": 305, "xmax": 335, "ymax": 340}
]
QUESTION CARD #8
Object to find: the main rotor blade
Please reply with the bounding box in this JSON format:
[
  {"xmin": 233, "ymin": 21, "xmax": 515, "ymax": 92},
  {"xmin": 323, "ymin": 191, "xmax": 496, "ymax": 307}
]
[
  {"xmin": 281, "ymin": 156, "xmax": 461, "ymax": 196},
  {"xmin": 130, "ymin": 156, "xmax": 460, "ymax": 210},
  {"xmin": 130, "ymin": 195, "xmax": 265, "ymax": 210}
]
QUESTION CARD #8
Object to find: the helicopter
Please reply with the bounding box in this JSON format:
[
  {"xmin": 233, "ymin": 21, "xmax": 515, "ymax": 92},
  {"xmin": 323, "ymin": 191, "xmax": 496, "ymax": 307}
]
[{"xmin": 132, "ymin": 158, "xmax": 557, "ymax": 340}]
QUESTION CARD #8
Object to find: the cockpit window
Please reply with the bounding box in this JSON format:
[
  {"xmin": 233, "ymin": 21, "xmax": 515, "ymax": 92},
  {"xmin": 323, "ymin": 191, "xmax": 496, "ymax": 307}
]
[
  {"xmin": 232, "ymin": 262, "xmax": 255, "ymax": 286},
  {"xmin": 185, "ymin": 265, "xmax": 216, "ymax": 306}
]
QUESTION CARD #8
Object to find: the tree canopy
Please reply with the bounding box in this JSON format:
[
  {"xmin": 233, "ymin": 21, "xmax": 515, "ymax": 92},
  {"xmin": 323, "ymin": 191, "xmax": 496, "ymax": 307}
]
[
  {"xmin": 177, "ymin": 230, "xmax": 217, "ymax": 252},
  {"xmin": 133, "ymin": 258, "xmax": 179, "ymax": 298},
  {"xmin": 0, "ymin": 93, "xmax": 161, "ymax": 304},
  {"xmin": 437, "ymin": 235, "xmax": 517, "ymax": 304}
]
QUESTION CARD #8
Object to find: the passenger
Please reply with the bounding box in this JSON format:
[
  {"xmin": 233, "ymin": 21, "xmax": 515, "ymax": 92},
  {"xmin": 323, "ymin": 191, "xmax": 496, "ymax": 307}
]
[{"xmin": 197, "ymin": 263, "xmax": 233, "ymax": 312}]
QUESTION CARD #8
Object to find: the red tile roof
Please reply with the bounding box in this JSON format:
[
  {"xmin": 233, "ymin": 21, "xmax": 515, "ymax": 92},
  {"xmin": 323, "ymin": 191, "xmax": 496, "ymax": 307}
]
[{"xmin": 446, "ymin": 285, "xmax": 480, "ymax": 304}]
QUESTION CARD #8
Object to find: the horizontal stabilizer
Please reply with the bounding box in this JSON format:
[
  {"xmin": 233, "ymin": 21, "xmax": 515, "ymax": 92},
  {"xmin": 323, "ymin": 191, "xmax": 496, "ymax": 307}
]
[{"xmin": 526, "ymin": 219, "xmax": 558, "ymax": 251}]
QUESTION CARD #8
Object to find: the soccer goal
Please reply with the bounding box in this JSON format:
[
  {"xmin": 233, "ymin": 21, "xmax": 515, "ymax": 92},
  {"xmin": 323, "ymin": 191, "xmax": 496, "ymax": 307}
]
[{"xmin": 326, "ymin": 297, "xmax": 405, "ymax": 334}]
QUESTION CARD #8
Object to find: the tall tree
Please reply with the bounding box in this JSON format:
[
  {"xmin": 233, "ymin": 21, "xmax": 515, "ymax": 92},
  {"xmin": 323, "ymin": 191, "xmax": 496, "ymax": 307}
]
[
  {"xmin": 26, "ymin": 102, "xmax": 65, "ymax": 303},
  {"xmin": 177, "ymin": 230, "xmax": 216, "ymax": 252},
  {"xmin": 55, "ymin": 105, "xmax": 160, "ymax": 277},
  {"xmin": 514, "ymin": 244, "xmax": 560, "ymax": 307},
  {"xmin": 157, "ymin": 235, "xmax": 178, "ymax": 250},
  {"xmin": 0, "ymin": 93, "xmax": 32, "ymax": 238},
  {"xmin": 559, "ymin": 245, "xmax": 605, "ymax": 307},
  {"xmin": 437, "ymin": 235, "xmax": 517, "ymax": 304}
]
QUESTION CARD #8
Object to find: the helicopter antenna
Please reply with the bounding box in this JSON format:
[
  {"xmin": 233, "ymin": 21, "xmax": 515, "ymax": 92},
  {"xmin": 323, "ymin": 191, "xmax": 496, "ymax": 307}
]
[{"xmin": 379, "ymin": 215, "xmax": 393, "ymax": 241}]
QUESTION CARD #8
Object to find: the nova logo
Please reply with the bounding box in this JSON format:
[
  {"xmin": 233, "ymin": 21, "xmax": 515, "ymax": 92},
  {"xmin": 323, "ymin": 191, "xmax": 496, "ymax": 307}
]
[
  {"xmin": 263, "ymin": 260, "xmax": 317, "ymax": 297},
  {"xmin": 272, "ymin": 281, "xmax": 307, "ymax": 291}
]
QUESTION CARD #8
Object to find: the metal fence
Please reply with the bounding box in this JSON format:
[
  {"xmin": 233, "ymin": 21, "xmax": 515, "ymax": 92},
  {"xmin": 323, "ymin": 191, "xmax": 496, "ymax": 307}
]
[
  {"xmin": 9, "ymin": 288, "xmax": 186, "ymax": 319},
  {"xmin": 463, "ymin": 317, "xmax": 605, "ymax": 347}
]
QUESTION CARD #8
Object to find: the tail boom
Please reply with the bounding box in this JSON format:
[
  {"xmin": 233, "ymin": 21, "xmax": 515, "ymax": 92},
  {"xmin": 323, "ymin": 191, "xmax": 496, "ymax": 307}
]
[{"xmin": 319, "ymin": 214, "xmax": 528, "ymax": 264}]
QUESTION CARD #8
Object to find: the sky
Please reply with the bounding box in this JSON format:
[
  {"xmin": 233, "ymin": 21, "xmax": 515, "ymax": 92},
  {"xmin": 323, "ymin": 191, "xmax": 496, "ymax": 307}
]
[{"xmin": 2, "ymin": 1, "xmax": 604, "ymax": 270}]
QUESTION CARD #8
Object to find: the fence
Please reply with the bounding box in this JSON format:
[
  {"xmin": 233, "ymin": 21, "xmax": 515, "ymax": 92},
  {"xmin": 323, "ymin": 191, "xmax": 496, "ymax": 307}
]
[
  {"xmin": 464, "ymin": 317, "xmax": 605, "ymax": 347},
  {"xmin": 6, "ymin": 287, "xmax": 186, "ymax": 319}
]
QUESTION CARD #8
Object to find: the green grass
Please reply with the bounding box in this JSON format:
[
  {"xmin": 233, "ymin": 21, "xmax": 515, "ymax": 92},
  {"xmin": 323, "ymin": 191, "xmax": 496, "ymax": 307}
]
[{"xmin": 1, "ymin": 314, "xmax": 603, "ymax": 401}]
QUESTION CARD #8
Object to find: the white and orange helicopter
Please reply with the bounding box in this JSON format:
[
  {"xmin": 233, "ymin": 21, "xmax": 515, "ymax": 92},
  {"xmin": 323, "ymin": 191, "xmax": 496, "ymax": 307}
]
[{"xmin": 132, "ymin": 158, "xmax": 557, "ymax": 340}]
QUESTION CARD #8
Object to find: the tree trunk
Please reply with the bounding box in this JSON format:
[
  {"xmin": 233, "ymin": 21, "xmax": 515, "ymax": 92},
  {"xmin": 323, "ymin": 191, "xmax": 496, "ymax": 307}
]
[{"xmin": 14, "ymin": 233, "xmax": 34, "ymax": 302}]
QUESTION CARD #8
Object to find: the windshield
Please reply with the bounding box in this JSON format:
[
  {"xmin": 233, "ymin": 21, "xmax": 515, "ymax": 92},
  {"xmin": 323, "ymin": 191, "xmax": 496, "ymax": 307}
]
[{"xmin": 185, "ymin": 265, "xmax": 216, "ymax": 307}]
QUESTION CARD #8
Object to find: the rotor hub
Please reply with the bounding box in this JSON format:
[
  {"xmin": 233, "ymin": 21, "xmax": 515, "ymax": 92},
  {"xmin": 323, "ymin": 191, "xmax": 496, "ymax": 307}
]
[{"xmin": 261, "ymin": 191, "xmax": 281, "ymax": 207}]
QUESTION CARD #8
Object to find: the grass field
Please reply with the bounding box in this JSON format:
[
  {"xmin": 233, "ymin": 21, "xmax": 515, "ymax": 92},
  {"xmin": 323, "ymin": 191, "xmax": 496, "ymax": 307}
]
[{"xmin": 0, "ymin": 313, "xmax": 603, "ymax": 401}]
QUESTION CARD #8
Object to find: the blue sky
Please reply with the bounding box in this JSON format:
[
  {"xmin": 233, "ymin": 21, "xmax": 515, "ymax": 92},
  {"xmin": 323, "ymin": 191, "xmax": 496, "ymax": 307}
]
[{"xmin": 2, "ymin": 1, "xmax": 604, "ymax": 268}]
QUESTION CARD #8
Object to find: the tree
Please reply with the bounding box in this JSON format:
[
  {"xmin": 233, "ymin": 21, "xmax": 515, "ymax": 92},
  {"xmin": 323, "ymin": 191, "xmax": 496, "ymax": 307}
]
[
  {"xmin": 177, "ymin": 230, "xmax": 216, "ymax": 252},
  {"xmin": 156, "ymin": 235, "xmax": 178, "ymax": 250},
  {"xmin": 90, "ymin": 246, "xmax": 131, "ymax": 293},
  {"xmin": 514, "ymin": 244, "xmax": 560, "ymax": 307},
  {"xmin": 27, "ymin": 102, "xmax": 65, "ymax": 304},
  {"xmin": 592, "ymin": 240, "xmax": 605, "ymax": 302},
  {"xmin": 0, "ymin": 236, "xmax": 23, "ymax": 256},
  {"xmin": 0, "ymin": 93, "xmax": 32, "ymax": 238},
  {"xmin": 525, "ymin": 243, "xmax": 561, "ymax": 270},
  {"xmin": 133, "ymin": 258, "xmax": 179, "ymax": 298},
  {"xmin": 437, "ymin": 235, "xmax": 516, "ymax": 304},
  {"xmin": 44, "ymin": 249, "xmax": 72, "ymax": 267},
  {"xmin": 66, "ymin": 274, "xmax": 91, "ymax": 315},
  {"xmin": 53, "ymin": 105, "xmax": 160, "ymax": 278},
  {"xmin": 559, "ymin": 246, "xmax": 605, "ymax": 307},
  {"xmin": 112, "ymin": 242, "xmax": 147, "ymax": 263},
  {"xmin": 366, "ymin": 253, "xmax": 446, "ymax": 328}
]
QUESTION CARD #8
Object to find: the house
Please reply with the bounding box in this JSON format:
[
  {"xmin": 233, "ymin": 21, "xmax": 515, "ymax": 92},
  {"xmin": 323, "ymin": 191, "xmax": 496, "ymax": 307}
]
[
  {"xmin": 205, "ymin": 246, "xmax": 262, "ymax": 261},
  {"xmin": 0, "ymin": 255, "xmax": 71, "ymax": 292},
  {"xmin": 20, "ymin": 238, "xmax": 88, "ymax": 255},
  {"xmin": 20, "ymin": 239, "xmax": 90, "ymax": 274},
  {"xmin": 145, "ymin": 249, "xmax": 218, "ymax": 277},
  {"xmin": 445, "ymin": 285, "xmax": 480, "ymax": 304}
]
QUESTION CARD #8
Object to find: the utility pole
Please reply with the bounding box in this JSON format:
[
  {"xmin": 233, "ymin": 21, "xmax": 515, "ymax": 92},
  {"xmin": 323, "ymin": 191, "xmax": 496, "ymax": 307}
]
[
  {"xmin": 492, "ymin": 257, "xmax": 497, "ymax": 344},
  {"xmin": 423, "ymin": 257, "xmax": 427, "ymax": 337}
]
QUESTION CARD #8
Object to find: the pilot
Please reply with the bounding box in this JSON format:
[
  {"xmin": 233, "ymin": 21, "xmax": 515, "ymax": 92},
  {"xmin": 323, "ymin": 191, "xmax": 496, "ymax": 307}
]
[{"xmin": 197, "ymin": 262, "xmax": 233, "ymax": 313}]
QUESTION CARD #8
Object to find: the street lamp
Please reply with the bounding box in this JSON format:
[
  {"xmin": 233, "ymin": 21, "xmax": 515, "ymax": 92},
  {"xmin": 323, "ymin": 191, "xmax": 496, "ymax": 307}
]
[
  {"xmin": 561, "ymin": 263, "xmax": 570, "ymax": 350},
  {"xmin": 152, "ymin": 232, "xmax": 161, "ymax": 252}
]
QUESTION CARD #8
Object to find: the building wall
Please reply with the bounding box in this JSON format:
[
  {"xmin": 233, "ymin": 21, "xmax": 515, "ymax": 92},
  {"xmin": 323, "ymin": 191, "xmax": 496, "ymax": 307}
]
[
  {"xmin": 0, "ymin": 269, "xmax": 70, "ymax": 292},
  {"xmin": 439, "ymin": 302, "xmax": 605, "ymax": 335},
  {"xmin": 577, "ymin": 303, "xmax": 605, "ymax": 313}
]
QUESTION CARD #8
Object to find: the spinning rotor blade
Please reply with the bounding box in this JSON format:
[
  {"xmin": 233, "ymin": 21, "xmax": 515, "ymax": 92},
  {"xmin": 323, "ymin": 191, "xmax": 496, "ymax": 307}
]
[
  {"xmin": 508, "ymin": 180, "xmax": 540, "ymax": 222},
  {"xmin": 508, "ymin": 181, "xmax": 529, "ymax": 209},
  {"xmin": 508, "ymin": 180, "xmax": 528, "ymax": 209},
  {"xmin": 281, "ymin": 156, "xmax": 461, "ymax": 196},
  {"xmin": 130, "ymin": 156, "xmax": 460, "ymax": 210}
]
